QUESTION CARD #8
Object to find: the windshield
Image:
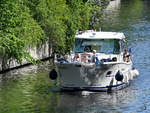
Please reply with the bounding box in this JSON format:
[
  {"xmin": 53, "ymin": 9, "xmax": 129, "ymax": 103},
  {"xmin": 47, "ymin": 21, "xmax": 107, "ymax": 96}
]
[{"xmin": 73, "ymin": 39, "xmax": 120, "ymax": 54}]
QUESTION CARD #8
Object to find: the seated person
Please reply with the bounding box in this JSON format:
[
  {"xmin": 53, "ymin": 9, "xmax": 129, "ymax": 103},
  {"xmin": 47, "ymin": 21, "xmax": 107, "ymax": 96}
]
[
  {"xmin": 123, "ymin": 48, "xmax": 132, "ymax": 62},
  {"xmin": 84, "ymin": 46, "xmax": 91, "ymax": 52},
  {"xmin": 91, "ymin": 50, "xmax": 97, "ymax": 63},
  {"xmin": 81, "ymin": 52, "xmax": 88, "ymax": 63},
  {"xmin": 73, "ymin": 53, "xmax": 80, "ymax": 62}
]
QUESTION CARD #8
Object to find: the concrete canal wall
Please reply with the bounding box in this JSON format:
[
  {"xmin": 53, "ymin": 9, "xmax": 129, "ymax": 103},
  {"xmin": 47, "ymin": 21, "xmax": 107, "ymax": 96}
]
[
  {"xmin": 0, "ymin": 41, "xmax": 51, "ymax": 73},
  {"xmin": 105, "ymin": 0, "xmax": 120, "ymax": 11}
]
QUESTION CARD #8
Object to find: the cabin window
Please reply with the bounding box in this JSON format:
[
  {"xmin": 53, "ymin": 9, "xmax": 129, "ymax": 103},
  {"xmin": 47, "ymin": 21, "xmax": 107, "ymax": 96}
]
[{"xmin": 73, "ymin": 39, "xmax": 120, "ymax": 54}]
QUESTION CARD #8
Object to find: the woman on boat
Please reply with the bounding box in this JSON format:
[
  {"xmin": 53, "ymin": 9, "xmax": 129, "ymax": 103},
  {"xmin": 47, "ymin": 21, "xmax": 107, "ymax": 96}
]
[
  {"xmin": 81, "ymin": 52, "xmax": 88, "ymax": 63},
  {"xmin": 73, "ymin": 53, "xmax": 80, "ymax": 62},
  {"xmin": 123, "ymin": 48, "xmax": 132, "ymax": 62}
]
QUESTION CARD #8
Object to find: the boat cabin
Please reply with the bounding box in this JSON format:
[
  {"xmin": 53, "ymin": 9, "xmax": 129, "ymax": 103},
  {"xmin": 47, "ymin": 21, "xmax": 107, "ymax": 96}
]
[{"xmin": 73, "ymin": 31, "xmax": 125, "ymax": 54}]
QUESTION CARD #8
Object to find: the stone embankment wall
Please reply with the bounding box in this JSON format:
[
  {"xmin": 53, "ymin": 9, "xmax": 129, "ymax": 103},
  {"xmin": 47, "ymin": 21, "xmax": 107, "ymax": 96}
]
[{"xmin": 0, "ymin": 41, "xmax": 51, "ymax": 73}]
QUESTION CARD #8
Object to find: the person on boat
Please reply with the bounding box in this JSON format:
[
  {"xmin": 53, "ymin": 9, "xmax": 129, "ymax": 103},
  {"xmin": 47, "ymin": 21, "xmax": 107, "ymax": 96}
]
[
  {"xmin": 91, "ymin": 50, "xmax": 97, "ymax": 63},
  {"xmin": 123, "ymin": 48, "xmax": 132, "ymax": 62},
  {"xmin": 81, "ymin": 52, "xmax": 88, "ymax": 63},
  {"xmin": 73, "ymin": 53, "xmax": 80, "ymax": 62}
]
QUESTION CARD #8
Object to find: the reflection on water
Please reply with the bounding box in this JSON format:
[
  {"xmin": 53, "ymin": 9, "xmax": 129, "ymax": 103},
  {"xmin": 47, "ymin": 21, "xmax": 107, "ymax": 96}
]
[
  {"xmin": 57, "ymin": 88, "xmax": 138, "ymax": 113},
  {"xmin": 0, "ymin": 69, "xmax": 138, "ymax": 113},
  {"xmin": 1, "ymin": 0, "xmax": 150, "ymax": 112},
  {"xmin": 0, "ymin": 71, "xmax": 140, "ymax": 113}
]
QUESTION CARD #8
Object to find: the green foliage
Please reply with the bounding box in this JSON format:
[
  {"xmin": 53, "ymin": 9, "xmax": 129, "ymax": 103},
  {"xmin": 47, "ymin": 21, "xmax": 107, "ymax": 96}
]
[
  {"xmin": 88, "ymin": 0, "xmax": 109, "ymax": 30},
  {"xmin": 0, "ymin": 0, "xmax": 109, "ymax": 64},
  {"xmin": 0, "ymin": 0, "xmax": 44, "ymax": 64},
  {"xmin": 25, "ymin": 0, "xmax": 93, "ymax": 54},
  {"xmin": 24, "ymin": 0, "xmax": 68, "ymax": 54}
]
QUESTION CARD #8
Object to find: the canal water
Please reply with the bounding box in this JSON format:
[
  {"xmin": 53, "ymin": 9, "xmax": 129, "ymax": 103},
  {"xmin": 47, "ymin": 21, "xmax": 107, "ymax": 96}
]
[{"xmin": 0, "ymin": 0, "xmax": 150, "ymax": 112}]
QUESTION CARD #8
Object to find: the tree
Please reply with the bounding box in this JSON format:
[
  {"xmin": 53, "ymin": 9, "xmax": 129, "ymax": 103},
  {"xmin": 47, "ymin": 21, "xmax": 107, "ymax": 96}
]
[
  {"xmin": 0, "ymin": 0, "xmax": 109, "ymax": 67},
  {"xmin": 0, "ymin": 0, "xmax": 44, "ymax": 66}
]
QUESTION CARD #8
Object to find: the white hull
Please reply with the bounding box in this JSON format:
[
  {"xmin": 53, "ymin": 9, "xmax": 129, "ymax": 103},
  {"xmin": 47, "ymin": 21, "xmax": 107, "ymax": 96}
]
[{"xmin": 56, "ymin": 62, "xmax": 138, "ymax": 91}]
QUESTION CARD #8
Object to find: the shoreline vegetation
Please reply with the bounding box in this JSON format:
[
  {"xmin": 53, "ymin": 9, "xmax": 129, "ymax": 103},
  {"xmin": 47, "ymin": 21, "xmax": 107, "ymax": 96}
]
[{"xmin": 0, "ymin": 0, "xmax": 109, "ymax": 72}]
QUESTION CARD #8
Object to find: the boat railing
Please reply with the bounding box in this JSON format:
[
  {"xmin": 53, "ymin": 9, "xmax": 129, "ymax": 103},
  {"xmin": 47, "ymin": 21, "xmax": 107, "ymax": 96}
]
[{"xmin": 56, "ymin": 53, "xmax": 125, "ymax": 66}]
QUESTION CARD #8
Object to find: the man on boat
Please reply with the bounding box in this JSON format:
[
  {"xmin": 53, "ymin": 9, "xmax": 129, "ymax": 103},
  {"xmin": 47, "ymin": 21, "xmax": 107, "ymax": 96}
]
[
  {"xmin": 91, "ymin": 50, "xmax": 97, "ymax": 63},
  {"xmin": 73, "ymin": 53, "xmax": 80, "ymax": 62}
]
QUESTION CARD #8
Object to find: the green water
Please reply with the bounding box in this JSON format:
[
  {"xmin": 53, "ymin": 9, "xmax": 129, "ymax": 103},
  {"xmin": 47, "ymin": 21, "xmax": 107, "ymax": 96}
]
[{"xmin": 0, "ymin": 68, "xmax": 60, "ymax": 113}]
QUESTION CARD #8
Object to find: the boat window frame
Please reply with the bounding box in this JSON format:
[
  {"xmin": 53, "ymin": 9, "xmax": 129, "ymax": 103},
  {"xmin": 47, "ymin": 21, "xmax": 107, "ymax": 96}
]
[{"xmin": 73, "ymin": 38, "xmax": 122, "ymax": 54}]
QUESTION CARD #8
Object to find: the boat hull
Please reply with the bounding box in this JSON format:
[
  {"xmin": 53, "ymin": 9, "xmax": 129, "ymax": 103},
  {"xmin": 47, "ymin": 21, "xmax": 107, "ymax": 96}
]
[
  {"xmin": 56, "ymin": 62, "xmax": 136, "ymax": 91},
  {"xmin": 61, "ymin": 82, "xmax": 129, "ymax": 92}
]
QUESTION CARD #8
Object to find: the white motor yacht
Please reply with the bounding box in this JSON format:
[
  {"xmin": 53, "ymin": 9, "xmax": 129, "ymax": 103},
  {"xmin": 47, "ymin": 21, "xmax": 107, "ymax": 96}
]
[{"xmin": 50, "ymin": 30, "xmax": 139, "ymax": 91}]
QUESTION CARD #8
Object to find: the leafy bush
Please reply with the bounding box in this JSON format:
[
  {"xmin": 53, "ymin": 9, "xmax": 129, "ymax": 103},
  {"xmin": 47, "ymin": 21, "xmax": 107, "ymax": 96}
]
[{"xmin": 0, "ymin": 0, "xmax": 109, "ymax": 65}]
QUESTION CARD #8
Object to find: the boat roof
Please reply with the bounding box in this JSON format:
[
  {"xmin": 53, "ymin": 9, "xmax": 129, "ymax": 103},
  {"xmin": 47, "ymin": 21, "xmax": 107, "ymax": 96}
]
[{"xmin": 75, "ymin": 30, "xmax": 125, "ymax": 40}]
